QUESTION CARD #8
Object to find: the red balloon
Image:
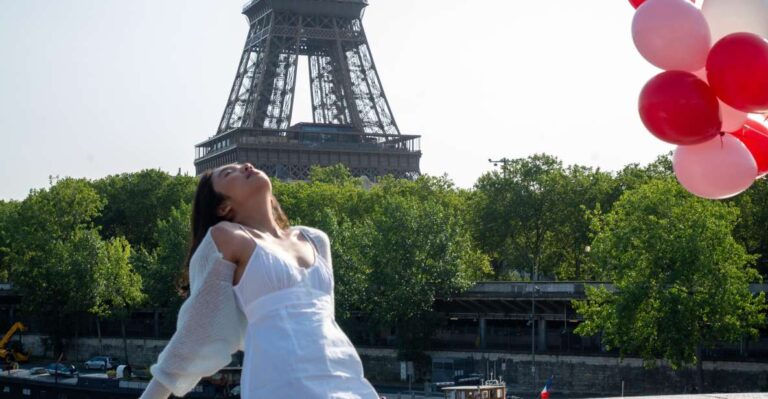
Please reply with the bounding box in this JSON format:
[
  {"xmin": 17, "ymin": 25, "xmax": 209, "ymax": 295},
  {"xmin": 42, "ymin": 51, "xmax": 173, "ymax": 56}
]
[
  {"xmin": 630, "ymin": 0, "xmax": 694, "ymax": 9},
  {"xmin": 639, "ymin": 71, "xmax": 721, "ymax": 145},
  {"xmin": 707, "ymin": 33, "xmax": 768, "ymax": 113},
  {"xmin": 731, "ymin": 120, "xmax": 768, "ymax": 175}
]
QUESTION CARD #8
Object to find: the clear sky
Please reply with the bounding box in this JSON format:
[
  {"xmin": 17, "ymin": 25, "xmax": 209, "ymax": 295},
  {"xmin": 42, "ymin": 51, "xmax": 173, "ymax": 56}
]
[{"xmin": 0, "ymin": 0, "xmax": 670, "ymax": 200}]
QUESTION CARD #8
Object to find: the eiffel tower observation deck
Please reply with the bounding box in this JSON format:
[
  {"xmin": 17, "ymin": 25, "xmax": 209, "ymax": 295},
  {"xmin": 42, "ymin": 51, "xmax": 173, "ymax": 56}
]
[{"xmin": 194, "ymin": 0, "xmax": 422, "ymax": 180}]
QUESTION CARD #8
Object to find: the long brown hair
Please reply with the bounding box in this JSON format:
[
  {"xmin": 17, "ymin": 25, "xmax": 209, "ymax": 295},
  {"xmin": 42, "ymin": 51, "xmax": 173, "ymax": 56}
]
[{"xmin": 176, "ymin": 169, "xmax": 290, "ymax": 297}]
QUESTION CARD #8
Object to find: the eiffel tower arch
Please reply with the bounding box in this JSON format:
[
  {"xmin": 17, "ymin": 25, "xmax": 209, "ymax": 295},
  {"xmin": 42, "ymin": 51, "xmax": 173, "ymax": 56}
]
[{"xmin": 194, "ymin": 0, "xmax": 422, "ymax": 180}]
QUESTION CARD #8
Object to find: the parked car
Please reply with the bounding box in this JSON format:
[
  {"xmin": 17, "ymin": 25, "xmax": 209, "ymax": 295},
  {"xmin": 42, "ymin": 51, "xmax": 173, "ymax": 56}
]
[
  {"xmin": 227, "ymin": 385, "xmax": 240, "ymax": 397},
  {"xmin": 46, "ymin": 363, "xmax": 78, "ymax": 377},
  {"xmin": 84, "ymin": 356, "xmax": 117, "ymax": 370}
]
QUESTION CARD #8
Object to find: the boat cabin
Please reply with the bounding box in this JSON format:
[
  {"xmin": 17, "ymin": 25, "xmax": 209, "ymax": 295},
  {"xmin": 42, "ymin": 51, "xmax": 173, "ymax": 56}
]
[{"xmin": 441, "ymin": 382, "xmax": 506, "ymax": 399}]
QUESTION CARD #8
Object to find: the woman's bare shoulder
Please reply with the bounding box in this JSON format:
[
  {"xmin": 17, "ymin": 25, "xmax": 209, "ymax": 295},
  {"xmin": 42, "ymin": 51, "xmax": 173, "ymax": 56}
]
[
  {"xmin": 209, "ymin": 221, "xmax": 245, "ymax": 262},
  {"xmin": 296, "ymin": 225, "xmax": 329, "ymax": 242}
]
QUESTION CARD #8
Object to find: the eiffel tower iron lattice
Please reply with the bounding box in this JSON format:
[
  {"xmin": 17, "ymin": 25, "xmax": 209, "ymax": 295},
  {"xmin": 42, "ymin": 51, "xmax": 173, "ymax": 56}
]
[{"xmin": 194, "ymin": 0, "xmax": 422, "ymax": 180}]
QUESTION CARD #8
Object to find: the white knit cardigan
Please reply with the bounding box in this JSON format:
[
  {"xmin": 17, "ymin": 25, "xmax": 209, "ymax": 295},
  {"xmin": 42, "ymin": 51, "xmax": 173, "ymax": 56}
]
[{"xmin": 139, "ymin": 225, "xmax": 332, "ymax": 399}]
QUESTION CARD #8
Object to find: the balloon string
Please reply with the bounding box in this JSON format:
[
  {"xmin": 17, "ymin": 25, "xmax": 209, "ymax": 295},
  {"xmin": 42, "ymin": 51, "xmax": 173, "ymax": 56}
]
[
  {"xmin": 744, "ymin": 124, "xmax": 767, "ymax": 135},
  {"xmin": 720, "ymin": 132, "xmax": 725, "ymax": 149}
]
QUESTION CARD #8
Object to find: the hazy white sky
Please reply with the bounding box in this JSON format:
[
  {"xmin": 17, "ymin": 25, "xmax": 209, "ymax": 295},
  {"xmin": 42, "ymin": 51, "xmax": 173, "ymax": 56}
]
[{"xmin": 0, "ymin": 0, "xmax": 670, "ymax": 200}]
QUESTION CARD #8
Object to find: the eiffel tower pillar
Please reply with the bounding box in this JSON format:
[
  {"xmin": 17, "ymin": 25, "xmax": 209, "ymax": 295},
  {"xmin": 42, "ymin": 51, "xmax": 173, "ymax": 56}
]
[{"xmin": 194, "ymin": 0, "xmax": 422, "ymax": 180}]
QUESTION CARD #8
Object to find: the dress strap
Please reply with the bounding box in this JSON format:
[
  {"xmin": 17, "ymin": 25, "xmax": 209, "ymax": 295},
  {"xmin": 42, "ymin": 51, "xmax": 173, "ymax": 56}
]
[
  {"xmin": 235, "ymin": 223, "xmax": 324, "ymax": 270},
  {"xmin": 235, "ymin": 223, "xmax": 254, "ymax": 239},
  {"xmin": 296, "ymin": 226, "xmax": 327, "ymax": 267}
]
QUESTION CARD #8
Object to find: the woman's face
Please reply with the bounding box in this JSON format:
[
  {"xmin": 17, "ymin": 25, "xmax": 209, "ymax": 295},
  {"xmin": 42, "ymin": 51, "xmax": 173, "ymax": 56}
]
[{"xmin": 211, "ymin": 162, "xmax": 271, "ymax": 218}]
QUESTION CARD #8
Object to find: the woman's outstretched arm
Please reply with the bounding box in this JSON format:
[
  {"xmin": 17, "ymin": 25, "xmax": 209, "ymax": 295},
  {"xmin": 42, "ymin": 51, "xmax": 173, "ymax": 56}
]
[{"xmin": 139, "ymin": 231, "xmax": 246, "ymax": 399}]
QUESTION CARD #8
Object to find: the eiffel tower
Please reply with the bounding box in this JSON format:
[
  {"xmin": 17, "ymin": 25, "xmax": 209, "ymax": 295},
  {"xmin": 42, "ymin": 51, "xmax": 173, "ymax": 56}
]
[{"xmin": 194, "ymin": 0, "xmax": 422, "ymax": 180}]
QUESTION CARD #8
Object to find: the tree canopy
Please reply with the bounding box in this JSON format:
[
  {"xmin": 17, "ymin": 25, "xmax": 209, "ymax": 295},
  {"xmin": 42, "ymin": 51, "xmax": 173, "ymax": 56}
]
[{"xmin": 574, "ymin": 178, "xmax": 766, "ymax": 368}]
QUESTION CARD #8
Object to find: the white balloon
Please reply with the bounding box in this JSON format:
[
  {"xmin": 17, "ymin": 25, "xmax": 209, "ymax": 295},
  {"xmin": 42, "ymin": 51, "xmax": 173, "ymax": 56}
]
[{"xmin": 702, "ymin": 0, "xmax": 768, "ymax": 43}]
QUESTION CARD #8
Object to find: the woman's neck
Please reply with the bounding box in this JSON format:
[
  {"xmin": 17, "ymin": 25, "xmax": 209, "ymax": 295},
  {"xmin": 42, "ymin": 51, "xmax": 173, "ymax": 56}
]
[{"xmin": 233, "ymin": 202, "xmax": 284, "ymax": 238}]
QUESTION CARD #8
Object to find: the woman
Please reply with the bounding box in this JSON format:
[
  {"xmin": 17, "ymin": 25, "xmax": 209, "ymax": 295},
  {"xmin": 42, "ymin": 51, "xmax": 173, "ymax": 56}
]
[{"xmin": 140, "ymin": 162, "xmax": 380, "ymax": 399}]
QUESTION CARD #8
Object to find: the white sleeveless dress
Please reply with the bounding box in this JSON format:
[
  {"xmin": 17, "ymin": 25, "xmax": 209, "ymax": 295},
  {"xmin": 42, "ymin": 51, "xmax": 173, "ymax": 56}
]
[{"xmin": 232, "ymin": 225, "xmax": 380, "ymax": 399}]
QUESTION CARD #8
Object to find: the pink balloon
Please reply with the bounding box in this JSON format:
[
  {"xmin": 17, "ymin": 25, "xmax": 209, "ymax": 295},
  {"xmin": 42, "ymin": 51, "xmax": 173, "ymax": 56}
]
[
  {"xmin": 632, "ymin": 0, "xmax": 712, "ymax": 71},
  {"xmin": 673, "ymin": 134, "xmax": 757, "ymax": 199},
  {"xmin": 692, "ymin": 68, "xmax": 748, "ymax": 133}
]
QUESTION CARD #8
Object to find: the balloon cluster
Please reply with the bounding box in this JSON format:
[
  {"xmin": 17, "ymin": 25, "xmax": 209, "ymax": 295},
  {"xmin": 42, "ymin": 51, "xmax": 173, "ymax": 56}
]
[{"xmin": 630, "ymin": 0, "xmax": 768, "ymax": 199}]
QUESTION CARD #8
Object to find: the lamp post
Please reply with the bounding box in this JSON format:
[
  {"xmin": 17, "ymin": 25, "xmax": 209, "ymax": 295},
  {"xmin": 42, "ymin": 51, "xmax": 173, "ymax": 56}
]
[
  {"xmin": 488, "ymin": 158, "xmax": 511, "ymax": 178},
  {"xmin": 530, "ymin": 257, "xmax": 538, "ymax": 392},
  {"xmin": 575, "ymin": 245, "xmax": 592, "ymax": 280}
]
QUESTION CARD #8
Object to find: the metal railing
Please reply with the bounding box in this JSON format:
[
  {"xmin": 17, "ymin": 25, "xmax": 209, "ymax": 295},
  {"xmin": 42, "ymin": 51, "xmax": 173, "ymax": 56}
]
[
  {"xmin": 195, "ymin": 127, "xmax": 421, "ymax": 161},
  {"xmin": 461, "ymin": 281, "xmax": 768, "ymax": 298}
]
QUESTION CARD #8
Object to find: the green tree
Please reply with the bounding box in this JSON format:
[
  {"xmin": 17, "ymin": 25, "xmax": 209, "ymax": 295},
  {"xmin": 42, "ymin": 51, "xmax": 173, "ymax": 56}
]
[
  {"xmin": 92, "ymin": 169, "xmax": 196, "ymax": 249},
  {"xmin": 613, "ymin": 152, "xmax": 673, "ymax": 194},
  {"xmin": 472, "ymin": 154, "xmax": 565, "ymax": 279},
  {"xmin": 0, "ymin": 200, "xmax": 20, "ymax": 281},
  {"xmin": 152, "ymin": 203, "xmax": 191, "ymax": 310},
  {"xmin": 728, "ymin": 177, "xmax": 768, "ymax": 278},
  {"xmin": 308, "ymin": 163, "xmax": 355, "ymax": 185},
  {"xmin": 130, "ymin": 202, "xmax": 191, "ymax": 337},
  {"xmin": 472, "ymin": 154, "xmax": 615, "ymax": 280},
  {"xmin": 546, "ymin": 164, "xmax": 617, "ymax": 280},
  {"xmin": 7, "ymin": 179, "xmax": 144, "ymax": 357},
  {"xmin": 361, "ymin": 176, "xmax": 492, "ymax": 358},
  {"xmin": 311, "ymin": 210, "xmax": 372, "ymax": 324},
  {"xmin": 274, "ymin": 171, "xmax": 368, "ymax": 226},
  {"xmin": 574, "ymin": 179, "xmax": 766, "ymax": 389},
  {"xmin": 100, "ymin": 236, "xmax": 145, "ymax": 363},
  {"xmin": 8, "ymin": 179, "xmax": 107, "ymax": 351}
]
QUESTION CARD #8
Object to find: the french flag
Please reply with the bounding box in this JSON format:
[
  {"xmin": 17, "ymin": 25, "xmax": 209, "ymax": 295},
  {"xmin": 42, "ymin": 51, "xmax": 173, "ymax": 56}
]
[{"xmin": 540, "ymin": 376, "xmax": 553, "ymax": 399}]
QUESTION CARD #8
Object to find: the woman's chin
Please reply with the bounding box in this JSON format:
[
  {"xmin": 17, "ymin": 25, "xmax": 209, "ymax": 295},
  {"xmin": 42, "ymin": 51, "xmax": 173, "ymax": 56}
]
[{"xmin": 247, "ymin": 178, "xmax": 271, "ymax": 194}]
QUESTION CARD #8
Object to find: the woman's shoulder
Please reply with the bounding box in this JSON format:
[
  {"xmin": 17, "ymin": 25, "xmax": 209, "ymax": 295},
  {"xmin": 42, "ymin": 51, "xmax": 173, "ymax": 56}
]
[
  {"xmin": 210, "ymin": 221, "xmax": 240, "ymax": 242},
  {"xmin": 208, "ymin": 221, "xmax": 246, "ymax": 261},
  {"xmin": 292, "ymin": 225, "xmax": 328, "ymax": 241},
  {"xmin": 188, "ymin": 223, "xmax": 241, "ymax": 287},
  {"xmin": 293, "ymin": 225, "xmax": 330, "ymax": 256}
]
